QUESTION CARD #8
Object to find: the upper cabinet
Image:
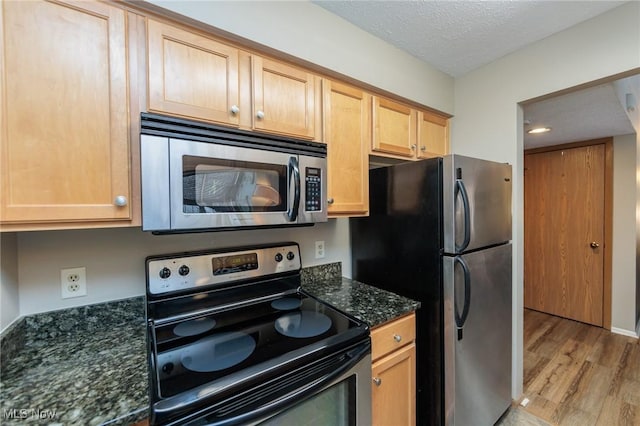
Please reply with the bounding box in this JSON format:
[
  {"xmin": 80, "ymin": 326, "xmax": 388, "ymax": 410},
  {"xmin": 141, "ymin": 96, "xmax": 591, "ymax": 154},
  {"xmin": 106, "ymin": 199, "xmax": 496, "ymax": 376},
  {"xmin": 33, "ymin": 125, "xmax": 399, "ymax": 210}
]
[
  {"xmin": 417, "ymin": 111, "xmax": 449, "ymax": 159},
  {"xmin": 0, "ymin": 0, "xmax": 131, "ymax": 226},
  {"xmin": 372, "ymin": 97, "xmax": 417, "ymax": 158},
  {"xmin": 372, "ymin": 96, "xmax": 449, "ymax": 161},
  {"xmin": 252, "ymin": 56, "xmax": 317, "ymax": 139},
  {"xmin": 147, "ymin": 19, "xmax": 240, "ymax": 126},
  {"xmin": 323, "ymin": 80, "xmax": 370, "ymax": 216}
]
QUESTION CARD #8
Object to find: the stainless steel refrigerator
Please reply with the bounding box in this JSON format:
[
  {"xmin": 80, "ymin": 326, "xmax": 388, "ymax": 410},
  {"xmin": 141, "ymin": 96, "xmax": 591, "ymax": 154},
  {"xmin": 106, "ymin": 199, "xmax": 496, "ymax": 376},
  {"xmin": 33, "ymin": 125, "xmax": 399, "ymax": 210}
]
[{"xmin": 350, "ymin": 155, "xmax": 512, "ymax": 426}]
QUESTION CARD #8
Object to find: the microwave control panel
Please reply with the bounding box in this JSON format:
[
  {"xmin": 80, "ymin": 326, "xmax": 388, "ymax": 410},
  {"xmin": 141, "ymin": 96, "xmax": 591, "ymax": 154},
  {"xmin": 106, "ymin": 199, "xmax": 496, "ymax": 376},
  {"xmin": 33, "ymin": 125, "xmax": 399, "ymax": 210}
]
[{"xmin": 305, "ymin": 167, "xmax": 322, "ymax": 211}]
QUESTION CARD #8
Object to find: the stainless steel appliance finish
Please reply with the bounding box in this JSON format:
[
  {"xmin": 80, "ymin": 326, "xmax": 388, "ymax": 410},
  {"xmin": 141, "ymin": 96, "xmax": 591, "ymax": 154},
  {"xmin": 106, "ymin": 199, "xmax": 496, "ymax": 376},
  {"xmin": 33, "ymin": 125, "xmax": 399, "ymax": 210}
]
[
  {"xmin": 443, "ymin": 244, "xmax": 512, "ymax": 426},
  {"xmin": 140, "ymin": 113, "xmax": 327, "ymax": 232},
  {"xmin": 350, "ymin": 155, "xmax": 513, "ymax": 426},
  {"xmin": 442, "ymin": 155, "xmax": 512, "ymax": 254},
  {"xmin": 146, "ymin": 242, "xmax": 371, "ymax": 426}
]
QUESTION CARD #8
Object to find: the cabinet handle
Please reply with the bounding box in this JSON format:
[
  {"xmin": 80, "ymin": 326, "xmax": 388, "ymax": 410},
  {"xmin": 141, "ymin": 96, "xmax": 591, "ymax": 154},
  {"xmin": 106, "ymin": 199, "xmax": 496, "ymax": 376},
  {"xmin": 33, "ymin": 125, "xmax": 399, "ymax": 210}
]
[
  {"xmin": 420, "ymin": 146, "xmax": 427, "ymax": 152},
  {"xmin": 411, "ymin": 144, "xmax": 417, "ymax": 150},
  {"xmin": 393, "ymin": 334, "xmax": 402, "ymax": 342},
  {"xmin": 114, "ymin": 195, "xmax": 127, "ymax": 207},
  {"xmin": 373, "ymin": 377, "xmax": 382, "ymax": 387},
  {"xmin": 230, "ymin": 105, "xmax": 240, "ymax": 114},
  {"xmin": 256, "ymin": 110, "xmax": 265, "ymax": 120},
  {"xmin": 327, "ymin": 198, "xmax": 334, "ymax": 205}
]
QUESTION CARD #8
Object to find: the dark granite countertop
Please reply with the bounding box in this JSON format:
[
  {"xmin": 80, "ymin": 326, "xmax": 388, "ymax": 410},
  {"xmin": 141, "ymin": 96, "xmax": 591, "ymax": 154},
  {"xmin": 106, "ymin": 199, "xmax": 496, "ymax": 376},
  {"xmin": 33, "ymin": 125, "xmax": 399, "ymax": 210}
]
[
  {"xmin": 0, "ymin": 263, "xmax": 419, "ymax": 425},
  {"xmin": 0, "ymin": 298, "xmax": 148, "ymax": 426},
  {"xmin": 300, "ymin": 264, "xmax": 420, "ymax": 328}
]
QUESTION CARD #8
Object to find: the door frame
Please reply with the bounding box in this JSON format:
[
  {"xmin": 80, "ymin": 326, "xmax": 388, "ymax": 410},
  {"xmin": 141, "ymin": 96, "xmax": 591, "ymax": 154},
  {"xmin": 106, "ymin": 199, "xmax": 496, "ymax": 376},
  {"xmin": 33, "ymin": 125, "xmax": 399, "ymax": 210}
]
[{"xmin": 524, "ymin": 137, "xmax": 613, "ymax": 329}]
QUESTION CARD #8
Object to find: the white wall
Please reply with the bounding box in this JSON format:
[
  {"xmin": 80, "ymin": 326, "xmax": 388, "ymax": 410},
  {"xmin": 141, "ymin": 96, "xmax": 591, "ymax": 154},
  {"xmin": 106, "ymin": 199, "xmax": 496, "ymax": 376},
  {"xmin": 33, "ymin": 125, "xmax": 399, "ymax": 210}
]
[
  {"xmin": 145, "ymin": 0, "xmax": 454, "ymax": 115},
  {"xmin": 452, "ymin": 2, "xmax": 640, "ymax": 399},
  {"xmin": 16, "ymin": 219, "xmax": 349, "ymax": 317},
  {"xmin": 0, "ymin": 233, "xmax": 19, "ymax": 331},
  {"xmin": 612, "ymin": 134, "xmax": 637, "ymax": 334}
]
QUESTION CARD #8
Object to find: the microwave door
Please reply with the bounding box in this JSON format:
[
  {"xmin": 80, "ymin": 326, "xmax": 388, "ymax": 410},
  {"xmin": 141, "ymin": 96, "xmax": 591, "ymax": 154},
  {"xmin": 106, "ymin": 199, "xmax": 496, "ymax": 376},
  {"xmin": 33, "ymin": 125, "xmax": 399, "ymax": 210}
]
[{"xmin": 169, "ymin": 139, "xmax": 293, "ymax": 230}]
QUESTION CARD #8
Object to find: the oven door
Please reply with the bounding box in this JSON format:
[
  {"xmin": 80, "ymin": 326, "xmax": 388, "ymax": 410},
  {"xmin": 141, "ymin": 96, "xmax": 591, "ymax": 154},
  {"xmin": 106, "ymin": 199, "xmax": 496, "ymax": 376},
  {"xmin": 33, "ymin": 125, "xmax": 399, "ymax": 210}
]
[{"xmin": 175, "ymin": 339, "xmax": 371, "ymax": 426}]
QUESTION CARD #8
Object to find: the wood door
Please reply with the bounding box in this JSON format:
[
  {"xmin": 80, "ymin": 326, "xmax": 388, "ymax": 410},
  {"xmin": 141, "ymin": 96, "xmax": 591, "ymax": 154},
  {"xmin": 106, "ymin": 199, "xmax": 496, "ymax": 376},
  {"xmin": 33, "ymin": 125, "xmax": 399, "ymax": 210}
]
[
  {"xmin": 417, "ymin": 111, "xmax": 449, "ymax": 159},
  {"xmin": 372, "ymin": 97, "xmax": 416, "ymax": 158},
  {"xmin": 524, "ymin": 145, "xmax": 605, "ymax": 326},
  {"xmin": 323, "ymin": 81, "xmax": 370, "ymax": 216},
  {"xmin": 372, "ymin": 343, "xmax": 416, "ymax": 426},
  {"xmin": 252, "ymin": 56, "xmax": 315, "ymax": 139},
  {"xmin": 147, "ymin": 19, "xmax": 239, "ymax": 126},
  {"xmin": 1, "ymin": 0, "xmax": 130, "ymax": 223}
]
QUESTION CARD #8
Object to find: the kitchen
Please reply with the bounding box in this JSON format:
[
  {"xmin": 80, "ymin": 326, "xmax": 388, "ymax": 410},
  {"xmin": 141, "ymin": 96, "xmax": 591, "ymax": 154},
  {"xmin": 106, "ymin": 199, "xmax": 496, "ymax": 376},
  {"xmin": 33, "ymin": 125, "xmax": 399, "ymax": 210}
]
[{"xmin": 1, "ymin": 1, "xmax": 639, "ymax": 425}]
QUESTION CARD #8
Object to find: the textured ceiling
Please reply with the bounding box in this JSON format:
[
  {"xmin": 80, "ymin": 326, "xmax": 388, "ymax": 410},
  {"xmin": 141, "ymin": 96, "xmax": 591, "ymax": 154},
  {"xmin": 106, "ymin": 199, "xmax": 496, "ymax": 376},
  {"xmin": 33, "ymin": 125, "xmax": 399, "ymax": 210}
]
[
  {"xmin": 312, "ymin": 1, "xmax": 628, "ymax": 78},
  {"xmin": 312, "ymin": 0, "xmax": 637, "ymax": 148},
  {"xmin": 523, "ymin": 83, "xmax": 636, "ymax": 149}
]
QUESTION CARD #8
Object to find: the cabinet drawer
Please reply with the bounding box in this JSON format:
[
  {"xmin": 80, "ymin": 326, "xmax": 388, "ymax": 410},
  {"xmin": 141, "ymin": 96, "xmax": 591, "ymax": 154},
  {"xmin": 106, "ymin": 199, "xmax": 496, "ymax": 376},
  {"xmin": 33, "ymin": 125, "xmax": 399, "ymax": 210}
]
[{"xmin": 371, "ymin": 313, "xmax": 416, "ymax": 361}]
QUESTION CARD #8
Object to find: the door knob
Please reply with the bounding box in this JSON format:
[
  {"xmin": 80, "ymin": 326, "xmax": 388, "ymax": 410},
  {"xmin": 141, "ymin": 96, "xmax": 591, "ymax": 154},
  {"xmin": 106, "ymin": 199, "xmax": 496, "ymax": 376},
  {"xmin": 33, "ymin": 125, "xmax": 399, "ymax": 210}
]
[
  {"xmin": 590, "ymin": 242, "xmax": 600, "ymax": 248},
  {"xmin": 373, "ymin": 377, "xmax": 382, "ymax": 386}
]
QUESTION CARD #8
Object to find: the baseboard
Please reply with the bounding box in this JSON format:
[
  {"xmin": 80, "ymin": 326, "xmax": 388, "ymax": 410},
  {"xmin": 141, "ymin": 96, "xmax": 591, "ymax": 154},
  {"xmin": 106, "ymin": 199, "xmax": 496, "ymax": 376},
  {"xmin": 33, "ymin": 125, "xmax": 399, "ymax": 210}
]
[{"xmin": 611, "ymin": 326, "xmax": 639, "ymax": 339}]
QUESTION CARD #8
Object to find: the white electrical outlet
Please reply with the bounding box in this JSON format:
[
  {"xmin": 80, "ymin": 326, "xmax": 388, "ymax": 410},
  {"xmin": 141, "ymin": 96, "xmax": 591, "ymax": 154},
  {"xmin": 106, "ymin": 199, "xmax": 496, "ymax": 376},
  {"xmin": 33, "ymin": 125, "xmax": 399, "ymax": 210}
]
[
  {"xmin": 61, "ymin": 267, "xmax": 87, "ymax": 299},
  {"xmin": 315, "ymin": 241, "xmax": 325, "ymax": 259}
]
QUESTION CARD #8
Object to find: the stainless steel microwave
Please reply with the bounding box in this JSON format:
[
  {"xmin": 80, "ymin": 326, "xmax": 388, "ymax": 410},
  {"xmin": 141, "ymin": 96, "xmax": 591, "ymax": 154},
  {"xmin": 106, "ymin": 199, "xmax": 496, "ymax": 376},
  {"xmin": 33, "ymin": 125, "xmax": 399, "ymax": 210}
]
[{"xmin": 140, "ymin": 113, "xmax": 327, "ymax": 232}]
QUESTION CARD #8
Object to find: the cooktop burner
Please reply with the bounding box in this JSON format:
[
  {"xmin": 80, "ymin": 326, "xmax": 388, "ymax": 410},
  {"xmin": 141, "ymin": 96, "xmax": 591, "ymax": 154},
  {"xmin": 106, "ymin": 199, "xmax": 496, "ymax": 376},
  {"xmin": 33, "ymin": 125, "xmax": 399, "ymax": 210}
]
[
  {"xmin": 181, "ymin": 331, "xmax": 256, "ymax": 372},
  {"xmin": 271, "ymin": 297, "xmax": 302, "ymax": 311},
  {"xmin": 173, "ymin": 317, "xmax": 216, "ymax": 337},
  {"xmin": 275, "ymin": 311, "xmax": 332, "ymax": 338}
]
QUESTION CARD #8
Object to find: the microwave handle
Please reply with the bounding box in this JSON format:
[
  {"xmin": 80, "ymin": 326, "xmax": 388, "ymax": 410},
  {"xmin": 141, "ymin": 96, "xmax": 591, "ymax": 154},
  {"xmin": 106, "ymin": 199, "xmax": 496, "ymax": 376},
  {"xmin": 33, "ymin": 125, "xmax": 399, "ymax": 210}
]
[{"xmin": 287, "ymin": 156, "xmax": 300, "ymax": 222}]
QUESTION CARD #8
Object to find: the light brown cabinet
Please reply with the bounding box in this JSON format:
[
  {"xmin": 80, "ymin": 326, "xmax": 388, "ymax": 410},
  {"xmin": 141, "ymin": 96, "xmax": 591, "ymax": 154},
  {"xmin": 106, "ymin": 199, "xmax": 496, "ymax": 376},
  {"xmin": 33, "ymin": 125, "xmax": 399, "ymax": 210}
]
[
  {"xmin": 372, "ymin": 96, "xmax": 449, "ymax": 161},
  {"xmin": 372, "ymin": 96, "xmax": 417, "ymax": 158},
  {"xmin": 0, "ymin": 0, "xmax": 131, "ymax": 226},
  {"xmin": 146, "ymin": 19, "xmax": 240, "ymax": 126},
  {"xmin": 252, "ymin": 56, "xmax": 317, "ymax": 139},
  {"xmin": 371, "ymin": 313, "xmax": 417, "ymax": 426},
  {"xmin": 323, "ymin": 80, "xmax": 370, "ymax": 216},
  {"xmin": 417, "ymin": 111, "xmax": 449, "ymax": 159}
]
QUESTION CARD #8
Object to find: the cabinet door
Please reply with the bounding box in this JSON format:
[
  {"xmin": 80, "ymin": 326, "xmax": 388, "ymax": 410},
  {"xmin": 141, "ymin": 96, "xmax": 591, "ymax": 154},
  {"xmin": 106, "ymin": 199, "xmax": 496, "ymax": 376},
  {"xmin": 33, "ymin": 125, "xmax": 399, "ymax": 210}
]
[
  {"xmin": 252, "ymin": 56, "xmax": 315, "ymax": 139},
  {"xmin": 147, "ymin": 19, "xmax": 239, "ymax": 125},
  {"xmin": 417, "ymin": 111, "xmax": 449, "ymax": 159},
  {"xmin": 323, "ymin": 81, "xmax": 369, "ymax": 216},
  {"xmin": 372, "ymin": 343, "xmax": 416, "ymax": 426},
  {"xmin": 372, "ymin": 97, "xmax": 416, "ymax": 158},
  {"xmin": 1, "ymin": 0, "xmax": 130, "ymax": 223}
]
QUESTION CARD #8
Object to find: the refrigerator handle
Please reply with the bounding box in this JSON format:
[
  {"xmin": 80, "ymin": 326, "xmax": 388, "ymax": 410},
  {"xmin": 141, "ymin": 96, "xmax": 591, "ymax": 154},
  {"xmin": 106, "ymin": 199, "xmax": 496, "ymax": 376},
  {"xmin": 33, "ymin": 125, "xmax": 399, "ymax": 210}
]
[
  {"xmin": 454, "ymin": 255, "xmax": 471, "ymax": 340},
  {"xmin": 455, "ymin": 179, "xmax": 471, "ymax": 253}
]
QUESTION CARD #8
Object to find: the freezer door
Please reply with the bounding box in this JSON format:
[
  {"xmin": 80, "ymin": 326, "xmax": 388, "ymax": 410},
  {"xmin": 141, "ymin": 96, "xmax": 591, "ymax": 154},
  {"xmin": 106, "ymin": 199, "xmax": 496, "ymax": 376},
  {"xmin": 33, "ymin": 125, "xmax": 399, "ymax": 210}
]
[
  {"xmin": 443, "ymin": 243, "xmax": 512, "ymax": 426},
  {"xmin": 443, "ymin": 155, "xmax": 512, "ymax": 254}
]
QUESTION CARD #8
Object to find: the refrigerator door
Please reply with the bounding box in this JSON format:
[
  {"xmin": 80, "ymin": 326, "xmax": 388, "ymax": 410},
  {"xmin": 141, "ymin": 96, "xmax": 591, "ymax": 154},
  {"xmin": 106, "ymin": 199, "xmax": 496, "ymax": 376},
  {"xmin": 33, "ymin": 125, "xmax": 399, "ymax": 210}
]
[
  {"xmin": 443, "ymin": 155, "xmax": 512, "ymax": 254},
  {"xmin": 443, "ymin": 243, "xmax": 512, "ymax": 426}
]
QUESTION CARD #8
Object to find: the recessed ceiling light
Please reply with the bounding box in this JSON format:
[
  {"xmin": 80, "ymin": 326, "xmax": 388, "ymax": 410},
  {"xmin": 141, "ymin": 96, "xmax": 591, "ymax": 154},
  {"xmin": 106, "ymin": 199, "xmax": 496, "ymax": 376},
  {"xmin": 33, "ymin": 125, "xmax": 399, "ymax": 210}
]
[{"xmin": 527, "ymin": 127, "xmax": 551, "ymax": 134}]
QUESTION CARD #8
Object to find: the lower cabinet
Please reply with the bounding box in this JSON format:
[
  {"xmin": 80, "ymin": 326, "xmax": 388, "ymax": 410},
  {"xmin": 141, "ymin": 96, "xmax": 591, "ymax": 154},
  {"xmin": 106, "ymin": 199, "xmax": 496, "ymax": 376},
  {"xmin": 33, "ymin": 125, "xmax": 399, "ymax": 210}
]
[{"xmin": 370, "ymin": 313, "xmax": 417, "ymax": 426}]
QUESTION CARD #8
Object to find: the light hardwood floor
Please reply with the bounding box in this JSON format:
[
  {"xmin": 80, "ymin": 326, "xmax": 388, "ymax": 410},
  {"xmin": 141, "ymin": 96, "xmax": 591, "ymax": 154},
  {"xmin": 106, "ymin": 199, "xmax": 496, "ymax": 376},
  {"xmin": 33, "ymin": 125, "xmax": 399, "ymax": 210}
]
[{"xmin": 520, "ymin": 309, "xmax": 640, "ymax": 426}]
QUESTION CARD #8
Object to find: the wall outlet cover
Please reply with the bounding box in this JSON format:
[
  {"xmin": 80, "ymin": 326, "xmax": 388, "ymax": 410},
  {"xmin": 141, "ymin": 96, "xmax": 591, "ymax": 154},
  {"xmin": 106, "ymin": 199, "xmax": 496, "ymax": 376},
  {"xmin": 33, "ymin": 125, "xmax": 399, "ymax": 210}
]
[{"xmin": 61, "ymin": 267, "xmax": 87, "ymax": 299}]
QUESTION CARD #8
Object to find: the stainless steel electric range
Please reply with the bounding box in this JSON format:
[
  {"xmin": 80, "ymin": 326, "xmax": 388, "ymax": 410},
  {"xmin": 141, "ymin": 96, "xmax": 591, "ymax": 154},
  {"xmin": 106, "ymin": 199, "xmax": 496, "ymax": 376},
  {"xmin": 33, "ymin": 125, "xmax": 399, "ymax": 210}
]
[{"xmin": 145, "ymin": 242, "xmax": 371, "ymax": 425}]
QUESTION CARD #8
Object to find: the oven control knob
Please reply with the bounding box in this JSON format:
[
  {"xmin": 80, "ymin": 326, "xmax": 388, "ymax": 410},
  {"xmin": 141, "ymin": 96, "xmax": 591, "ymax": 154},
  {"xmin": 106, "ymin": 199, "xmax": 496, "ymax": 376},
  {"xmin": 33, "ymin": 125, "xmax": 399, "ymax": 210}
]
[
  {"xmin": 275, "ymin": 253, "xmax": 283, "ymax": 262},
  {"xmin": 162, "ymin": 362, "xmax": 174, "ymax": 374},
  {"xmin": 159, "ymin": 267, "xmax": 171, "ymax": 279},
  {"xmin": 178, "ymin": 265, "xmax": 190, "ymax": 276},
  {"xmin": 286, "ymin": 251, "xmax": 295, "ymax": 261}
]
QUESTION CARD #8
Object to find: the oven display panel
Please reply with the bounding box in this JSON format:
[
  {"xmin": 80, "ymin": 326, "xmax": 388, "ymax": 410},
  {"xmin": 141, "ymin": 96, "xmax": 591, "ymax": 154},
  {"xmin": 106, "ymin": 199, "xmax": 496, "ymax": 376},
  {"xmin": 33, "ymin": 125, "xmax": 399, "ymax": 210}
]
[{"xmin": 212, "ymin": 253, "xmax": 258, "ymax": 276}]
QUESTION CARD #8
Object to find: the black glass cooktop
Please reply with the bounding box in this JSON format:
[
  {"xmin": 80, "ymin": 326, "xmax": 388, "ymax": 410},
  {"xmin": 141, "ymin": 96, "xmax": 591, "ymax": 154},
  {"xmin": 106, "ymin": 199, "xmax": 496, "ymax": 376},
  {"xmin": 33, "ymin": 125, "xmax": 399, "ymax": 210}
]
[{"xmin": 153, "ymin": 292, "xmax": 364, "ymax": 398}]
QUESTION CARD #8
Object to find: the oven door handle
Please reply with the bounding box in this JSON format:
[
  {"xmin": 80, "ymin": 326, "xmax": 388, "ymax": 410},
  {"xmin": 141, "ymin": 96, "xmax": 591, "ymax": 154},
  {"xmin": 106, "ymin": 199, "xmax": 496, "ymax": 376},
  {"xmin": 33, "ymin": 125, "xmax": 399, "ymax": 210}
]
[
  {"xmin": 286, "ymin": 156, "xmax": 300, "ymax": 222},
  {"xmin": 193, "ymin": 341, "xmax": 370, "ymax": 426}
]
